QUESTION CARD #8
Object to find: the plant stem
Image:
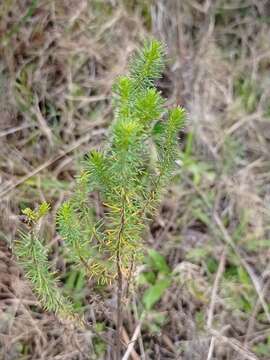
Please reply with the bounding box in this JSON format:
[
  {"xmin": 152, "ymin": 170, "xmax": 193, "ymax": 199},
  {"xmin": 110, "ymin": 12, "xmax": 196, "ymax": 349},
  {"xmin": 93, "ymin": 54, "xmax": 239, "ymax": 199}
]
[
  {"xmin": 116, "ymin": 252, "xmax": 123, "ymax": 360},
  {"xmin": 116, "ymin": 197, "xmax": 125, "ymax": 359}
]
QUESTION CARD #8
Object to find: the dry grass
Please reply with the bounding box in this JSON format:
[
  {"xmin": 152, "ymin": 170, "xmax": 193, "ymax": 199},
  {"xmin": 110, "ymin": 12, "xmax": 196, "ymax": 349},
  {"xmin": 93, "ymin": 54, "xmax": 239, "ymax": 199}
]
[{"xmin": 1, "ymin": 0, "xmax": 270, "ymax": 359}]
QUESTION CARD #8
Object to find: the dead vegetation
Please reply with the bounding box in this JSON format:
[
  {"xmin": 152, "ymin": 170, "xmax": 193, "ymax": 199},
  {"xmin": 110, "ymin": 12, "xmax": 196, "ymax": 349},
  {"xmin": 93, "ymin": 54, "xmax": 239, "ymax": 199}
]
[{"xmin": 0, "ymin": 0, "xmax": 270, "ymax": 359}]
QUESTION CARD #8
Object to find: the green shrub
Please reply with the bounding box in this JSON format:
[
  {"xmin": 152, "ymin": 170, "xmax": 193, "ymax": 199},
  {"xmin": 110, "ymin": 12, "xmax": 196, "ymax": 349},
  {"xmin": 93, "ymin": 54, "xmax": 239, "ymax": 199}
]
[{"xmin": 14, "ymin": 39, "xmax": 186, "ymax": 355}]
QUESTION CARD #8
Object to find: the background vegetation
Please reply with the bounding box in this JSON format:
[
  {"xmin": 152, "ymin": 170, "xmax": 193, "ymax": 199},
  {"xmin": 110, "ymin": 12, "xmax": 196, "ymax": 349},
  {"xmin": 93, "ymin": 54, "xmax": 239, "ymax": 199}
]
[{"xmin": 0, "ymin": 1, "xmax": 270, "ymax": 359}]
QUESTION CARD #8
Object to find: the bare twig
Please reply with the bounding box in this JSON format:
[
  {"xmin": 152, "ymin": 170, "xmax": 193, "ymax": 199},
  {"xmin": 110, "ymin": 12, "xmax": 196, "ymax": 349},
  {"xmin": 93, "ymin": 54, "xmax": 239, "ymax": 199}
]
[
  {"xmin": 207, "ymin": 248, "xmax": 226, "ymax": 328},
  {"xmin": 214, "ymin": 213, "xmax": 270, "ymax": 323},
  {"xmin": 206, "ymin": 248, "xmax": 226, "ymax": 360},
  {"xmin": 244, "ymin": 277, "xmax": 270, "ymax": 346},
  {"xmin": 122, "ymin": 313, "xmax": 145, "ymax": 360},
  {"xmin": 121, "ymin": 326, "xmax": 140, "ymax": 360},
  {"xmin": 206, "ymin": 337, "xmax": 215, "ymax": 360},
  {"xmin": 183, "ymin": 176, "xmax": 270, "ymax": 324},
  {"xmin": 32, "ymin": 98, "xmax": 54, "ymax": 146},
  {"xmin": 208, "ymin": 328, "xmax": 259, "ymax": 360},
  {"xmin": 0, "ymin": 128, "xmax": 106, "ymax": 199},
  {"xmin": 0, "ymin": 123, "xmax": 31, "ymax": 137},
  {"xmin": 132, "ymin": 296, "xmax": 145, "ymax": 360}
]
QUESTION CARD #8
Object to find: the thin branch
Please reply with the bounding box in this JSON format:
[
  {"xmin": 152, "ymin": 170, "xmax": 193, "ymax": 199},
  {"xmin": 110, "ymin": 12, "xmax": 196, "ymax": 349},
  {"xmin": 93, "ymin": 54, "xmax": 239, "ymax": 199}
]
[
  {"xmin": 0, "ymin": 128, "xmax": 106, "ymax": 199},
  {"xmin": 206, "ymin": 248, "xmax": 226, "ymax": 360},
  {"xmin": 214, "ymin": 212, "xmax": 270, "ymax": 323},
  {"xmin": 208, "ymin": 328, "xmax": 259, "ymax": 360},
  {"xmin": 122, "ymin": 313, "xmax": 145, "ymax": 360},
  {"xmin": 207, "ymin": 248, "xmax": 226, "ymax": 328}
]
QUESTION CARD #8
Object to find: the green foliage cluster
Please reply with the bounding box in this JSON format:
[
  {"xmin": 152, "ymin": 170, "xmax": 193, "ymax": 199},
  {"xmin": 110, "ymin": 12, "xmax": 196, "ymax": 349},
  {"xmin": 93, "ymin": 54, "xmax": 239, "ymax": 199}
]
[
  {"xmin": 15, "ymin": 202, "xmax": 76, "ymax": 319},
  {"xmin": 16, "ymin": 231, "xmax": 74, "ymax": 317},
  {"xmin": 14, "ymin": 39, "xmax": 186, "ymax": 319}
]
